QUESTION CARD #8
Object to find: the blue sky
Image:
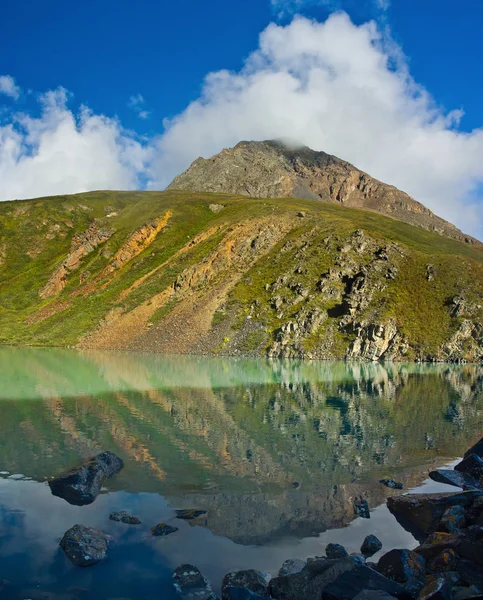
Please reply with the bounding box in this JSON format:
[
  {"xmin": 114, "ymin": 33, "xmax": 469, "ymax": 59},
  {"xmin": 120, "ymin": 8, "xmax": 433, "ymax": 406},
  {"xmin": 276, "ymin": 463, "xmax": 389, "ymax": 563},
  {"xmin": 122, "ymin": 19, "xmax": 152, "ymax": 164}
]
[{"xmin": 0, "ymin": 0, "xmax": 482, "ymax": 237}]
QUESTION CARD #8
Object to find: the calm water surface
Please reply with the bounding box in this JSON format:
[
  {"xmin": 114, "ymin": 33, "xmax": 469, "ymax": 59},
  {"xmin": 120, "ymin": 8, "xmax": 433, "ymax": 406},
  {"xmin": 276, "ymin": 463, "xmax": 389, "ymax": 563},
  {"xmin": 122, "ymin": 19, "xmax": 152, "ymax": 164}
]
[{"xmin": 0, "ymin": 348, "xmax": 482, "ymax": 599}]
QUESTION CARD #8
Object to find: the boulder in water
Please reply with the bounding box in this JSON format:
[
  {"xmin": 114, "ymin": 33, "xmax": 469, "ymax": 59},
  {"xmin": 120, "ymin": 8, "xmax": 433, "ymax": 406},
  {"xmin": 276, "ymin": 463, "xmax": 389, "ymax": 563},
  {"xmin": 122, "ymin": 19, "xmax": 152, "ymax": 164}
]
[{"xmin": 59, "ymin": 524, "xmax": 110, "ymax": 567}]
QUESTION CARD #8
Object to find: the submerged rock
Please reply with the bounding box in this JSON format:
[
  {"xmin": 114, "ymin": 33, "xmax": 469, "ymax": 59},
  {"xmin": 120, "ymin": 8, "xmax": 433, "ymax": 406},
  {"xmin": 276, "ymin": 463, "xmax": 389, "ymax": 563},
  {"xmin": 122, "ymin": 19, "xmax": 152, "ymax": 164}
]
[
  {"xmin": 221, "ymin": 570, "xmax": 270, "ymax": 600},
  {"xmin": 49, "ymin": 451, "xmax": 123, "ymax": 506},
  {"xmin": 173, "ymin": 564, "xmax": 217, "ymax": 599},
  {"xmin": 322, "ymin": 565, "xmax": 413, "ymax": 600},
  {"xmin": 175, "ymin": 509, "xmax": 207, "ymax": 520},
  {"xmin": 109, "ymin": 510, "xmax": 141, "ymax": 525},
  {"xmin": 429, "ymin": 469, "xmax": 482, "ymax": 491},
  {"xmin": 326, "ymin": 543, "xmax": 349, "ymax": 559},
  {"xmin": 59, "ymin": 524, "xmax": 110, "ymax": 567},
  {"xmin": 361, "ymin": 534, "xmax": 383, "ymax": 556},
  {"xmin": 380, "ymin": 479, "xmax": 404, "ymax": 490},
  {"xmin": 152, "ymin": 522, "xmax": 179, "ymax": 536}
]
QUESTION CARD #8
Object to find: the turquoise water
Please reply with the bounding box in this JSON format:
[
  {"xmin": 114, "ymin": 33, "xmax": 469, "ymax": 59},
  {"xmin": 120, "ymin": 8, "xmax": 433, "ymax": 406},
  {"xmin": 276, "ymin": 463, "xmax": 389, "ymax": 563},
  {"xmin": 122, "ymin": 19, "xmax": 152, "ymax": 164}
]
[{"xmin": 0, "ymin": 348, "xmax": 482, "ymax": 598}]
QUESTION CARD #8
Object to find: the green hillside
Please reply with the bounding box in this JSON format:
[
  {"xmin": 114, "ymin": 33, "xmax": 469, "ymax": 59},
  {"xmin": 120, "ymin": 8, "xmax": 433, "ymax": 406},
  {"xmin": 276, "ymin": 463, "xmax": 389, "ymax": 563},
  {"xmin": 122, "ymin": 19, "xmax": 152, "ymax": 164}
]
[{"xmin": 0, "ymin": 190, "xmax": 482, "ymax": 361}]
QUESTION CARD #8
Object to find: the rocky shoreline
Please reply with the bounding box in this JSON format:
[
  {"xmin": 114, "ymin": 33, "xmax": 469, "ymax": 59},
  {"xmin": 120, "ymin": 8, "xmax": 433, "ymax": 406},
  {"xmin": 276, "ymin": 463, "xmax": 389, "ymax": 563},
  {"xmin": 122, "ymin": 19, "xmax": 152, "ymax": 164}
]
[{"xmin": 44, "ymin": 436, "xmax": 483, "ymax": 600}]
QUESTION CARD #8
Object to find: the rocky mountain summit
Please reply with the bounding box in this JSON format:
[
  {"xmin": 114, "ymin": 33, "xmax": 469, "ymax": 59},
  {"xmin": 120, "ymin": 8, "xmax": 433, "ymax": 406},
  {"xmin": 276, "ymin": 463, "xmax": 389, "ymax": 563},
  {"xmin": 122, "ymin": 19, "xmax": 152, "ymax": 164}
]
[{"xmin": 169, "ymin": 140, "xmax": 479, "ymax": 246}]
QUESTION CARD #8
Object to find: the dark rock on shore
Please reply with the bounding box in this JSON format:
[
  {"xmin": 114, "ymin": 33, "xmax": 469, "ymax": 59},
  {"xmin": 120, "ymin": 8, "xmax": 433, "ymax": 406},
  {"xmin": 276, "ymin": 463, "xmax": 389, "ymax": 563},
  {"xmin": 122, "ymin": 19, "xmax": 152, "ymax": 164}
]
[
  {"xmin": 59, "ymin": 524, "xmax": 110, "ymax": 567},
  {"xmin": 321, "ymin": 565, "xmax": 413, "ymax": 600},
  {"xmin": 464, "ymin": 437, "xmax": 483, "ymax": 459},
  {"xmin": 152, "ymin": 522, "xmax": 179, "ymax": 536},
  {"xmin": 361, "ymin": 535, "xmax": 383, "ymax": 556},
  {"xmin": 387, "ymin": 491, "xmax": 482, "ymax": 536},
  {"xmin": 176, "ymin": 509, "xmax": 208, "ymax": 520},
  {"xmin": 221, "ymin": 571, "xmax": 270, "ymax": 600},
  {"xmin": 429, "ymin": 469, "xmax": 482, "ymax": 491},
  {"xmin": 173, "ymin": 564, "xmax": 217, "ymax": 599},
  {"xmin": 377, "ymin": 549, "xmax": 426, "ymax": 597},
  {"xmin": 278, "ymin": 559, "xmax": 306, "ymax": 577},
  {"xmin": 455, "ymin": 454, "xmax": 483, "ymax": 480},
  {"xmin": 380, "ymin": 479, "xmax": 404, "ymax": 490},
  {"xmin": 49, "ymin": 451, "xmax": 123, "ymax": 506},
  {"xmin": 109, "ymin": 510, "xmax": 141, "ymax": 525},
  {"xmin": 326, "ymin": 543, "xmax": 349, "ymax": 559},
  {"xmin": 438, "ymin": 506, "xmax": 467, "ymax": 533}
]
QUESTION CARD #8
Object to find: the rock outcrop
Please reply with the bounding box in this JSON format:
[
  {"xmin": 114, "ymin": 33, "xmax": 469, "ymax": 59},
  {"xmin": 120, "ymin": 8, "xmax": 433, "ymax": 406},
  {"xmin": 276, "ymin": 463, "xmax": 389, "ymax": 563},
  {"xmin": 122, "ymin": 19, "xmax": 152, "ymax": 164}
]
[{"xmin": 169, "ymin": 140, "xmax": 479, "ymax": 246}]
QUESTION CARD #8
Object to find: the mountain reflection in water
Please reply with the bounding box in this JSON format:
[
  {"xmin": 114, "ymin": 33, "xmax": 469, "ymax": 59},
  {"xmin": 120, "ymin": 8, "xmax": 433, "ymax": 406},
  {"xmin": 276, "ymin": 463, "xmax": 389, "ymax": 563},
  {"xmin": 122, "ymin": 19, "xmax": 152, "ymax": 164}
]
[{"xmin": 0, "ymin": 348, "xmax": 482, "ymax": 598}]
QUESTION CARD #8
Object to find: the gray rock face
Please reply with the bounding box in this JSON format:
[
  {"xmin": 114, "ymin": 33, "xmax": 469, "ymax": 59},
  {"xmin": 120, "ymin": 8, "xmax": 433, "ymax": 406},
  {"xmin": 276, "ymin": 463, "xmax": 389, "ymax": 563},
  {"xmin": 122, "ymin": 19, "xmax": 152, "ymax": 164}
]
[
  {"xmin": 429, "ymin": 469, "xmax": 482, "ymax": 491},
  {"xmin": 168, "ymin": 140, "xmax": 478, "ymax": 245},
  {"xmin": 173, "ymin": 564, "xmax": 217, "ymax": 600},
  {"xmin": 221, "ymin": 571, "xmax": 270, "ymax": 600},
  {"xmin": 59, "ymin": 524, "xmax": 110, "ymax": 567},
  {"xmin": 49, "ymin": 451, "xmax": 123, "ymax": 506},
  {"xmin": 109, "ymin": 510, "xmax": 141, "ymax": 525}
]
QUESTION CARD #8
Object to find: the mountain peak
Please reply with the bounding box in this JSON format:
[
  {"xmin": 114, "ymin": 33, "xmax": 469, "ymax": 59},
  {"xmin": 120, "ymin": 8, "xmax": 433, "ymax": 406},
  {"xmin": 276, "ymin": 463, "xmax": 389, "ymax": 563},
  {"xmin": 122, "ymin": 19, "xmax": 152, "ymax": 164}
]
[{"xmin": 168, "ymin": 140, "xmax": 479, "ymax": 245}]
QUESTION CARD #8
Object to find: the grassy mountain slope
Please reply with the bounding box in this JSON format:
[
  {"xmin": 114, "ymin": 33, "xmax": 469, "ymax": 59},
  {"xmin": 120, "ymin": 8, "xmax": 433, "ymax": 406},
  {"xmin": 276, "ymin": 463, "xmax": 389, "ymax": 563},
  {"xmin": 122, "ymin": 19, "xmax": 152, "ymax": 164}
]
[{"xmin": 0, "ymin": 190, "xmax": 482, "ymax": 361}]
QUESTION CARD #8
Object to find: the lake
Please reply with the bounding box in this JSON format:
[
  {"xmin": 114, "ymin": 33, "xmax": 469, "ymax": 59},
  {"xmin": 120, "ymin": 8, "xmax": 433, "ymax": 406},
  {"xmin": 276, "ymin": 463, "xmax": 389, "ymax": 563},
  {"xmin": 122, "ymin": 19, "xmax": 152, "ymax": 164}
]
[{"xmin": 0, "ymin": 348, "xmax": 482, "ymax": 599}]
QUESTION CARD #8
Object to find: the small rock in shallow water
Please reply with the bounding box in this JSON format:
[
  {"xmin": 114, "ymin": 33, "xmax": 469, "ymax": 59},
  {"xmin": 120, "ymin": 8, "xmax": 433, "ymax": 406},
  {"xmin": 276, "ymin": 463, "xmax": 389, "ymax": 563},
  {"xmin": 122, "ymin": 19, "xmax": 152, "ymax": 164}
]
[
  {"xmin": 175, "ymin": 509, "xmax": 207, "ymax": 520},
  {"xmin": 278, "ymin": 559, "xmax": 307, "ymax": 577},
  {"xmin": 172, "ymin": 564, "xmax": 216, "ymax": 599},
  {"xmin": 222, "ymin": 570, "xmax": 270, "ymax": 600},
  {"xmin": 354, "ymin": 497, "xmax": 370, "ymax": 519},
  {"xmin": 326, "ymin": 543, "xmax": 349, "ymax": 559},
  {"xmin": 49, "ymin": 451, "xmax": 123, "ymax": 506},
  {"xmin": 361, "ymin": 534, "xmax": 383, "ymax": 556},
  {"xmin": 109, "ymin": 510, "xmax": 141, "ymax": 525},
  {"xmin": 380, "ymin": 479, "xmax": 403, "ymax": 490},
  {"xmin": 60, "ymin": 524, "xmax": 110, "ymax": 567},
  {"xmin": 152, "ymin": 522, "xmax": 178, "ymax": 536},
  {"xmin": 455, "ymin": 454, "xmax": 483, "ymax": 480}
]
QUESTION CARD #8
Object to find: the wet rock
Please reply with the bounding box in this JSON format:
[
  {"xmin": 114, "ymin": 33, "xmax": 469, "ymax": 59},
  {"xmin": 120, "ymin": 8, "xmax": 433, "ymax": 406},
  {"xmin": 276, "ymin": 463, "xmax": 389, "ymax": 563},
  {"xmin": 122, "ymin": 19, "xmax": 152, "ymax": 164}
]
[
  {"xmin": 224, "ymin": 588, "xmax": 269, "ymax": 600},
  {"xmin": 322, "ymin": 565, "xmax": 413, "ymax": 600},
  {"xmin": 59, "ymin": 524, "xmax": 110, "ymax": 567},
  {"xmin": 417, "ymin": 578, "xmax": 452, "ymax": 600},
  {"xmin": 428, "ymin": 549, "xmax": 458, "ymax": 573},
  {"xmin": 278, "ymin": 559, "xmax": 307, "ymax": 577},
  {"xmin": 387, "ymin": 492, "xmax": 482, "ymax": 536},
  {"xmin": 361, "ymin": 535, "xmax": 383, "ymax": 556},
  {"xmin": 377, "ymin": 549, "xmax": 426, "ymax": 597},
  {"xmin": 49, "ymin": 451, "xmax": 123, "ymax": 506},
  {"xmin": 455, "ymin": 455, "xmax": 483, "ymax": 480},
  {"xmin": 152, "ymin": 522, "xmax": 179, "ymax": 536},
  {"xmin": 438, "ymin": 506, "xmax": 467, "ymax": 533},
  {"xmin": 464, "ymin": 437, "xmax": 483, "ymax": 459},
  {"xmin": 109, "ymin": 510, "xmax": 141, "ymax": 525},
  {"xmin": 173, "ymin": 564, "xmax": 217, "ymax": 599},
  {"xmin": 350, "ymin": 554, "xmax": 366, "ymax": 566},
  {"xmin": 429, "ymin": 469, "xmax": 482, "ymax": 491},
  {"xmin": 354, "ymin": 497, "xmax": 370, "ymax": 519},
  {"xmin": 175, "ymin": 509, "xmax": 207, "ymax": 520},
  {"xmin": 380, "ymin": 479, "xmax": 404, "ymax": 490},
  {"xmin": 326, "ymin": 543, "xmax": 349, "ymax": 559},
  {"xmin": 222, "ymin": 571, "xmax": 269, "ymax": 600}
]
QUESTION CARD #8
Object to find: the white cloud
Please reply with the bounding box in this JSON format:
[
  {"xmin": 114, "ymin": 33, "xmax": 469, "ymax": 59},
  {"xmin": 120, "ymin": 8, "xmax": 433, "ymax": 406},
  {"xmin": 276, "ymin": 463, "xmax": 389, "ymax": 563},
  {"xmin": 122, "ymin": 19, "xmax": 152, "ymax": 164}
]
[
  {"xmin": 0, "ymin": 87, "xmax": 151, "ymax": 201},
  {"xmin": 151, "ymin": 13, "xmax": 483, "ymax": 239},
  {"xmin": 128, "ymin": 93, "xmax": 151, "ymax": 119},
  {"xmin": 0, "ymin": 75, "xmax": 21, "ymax": 100}
]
